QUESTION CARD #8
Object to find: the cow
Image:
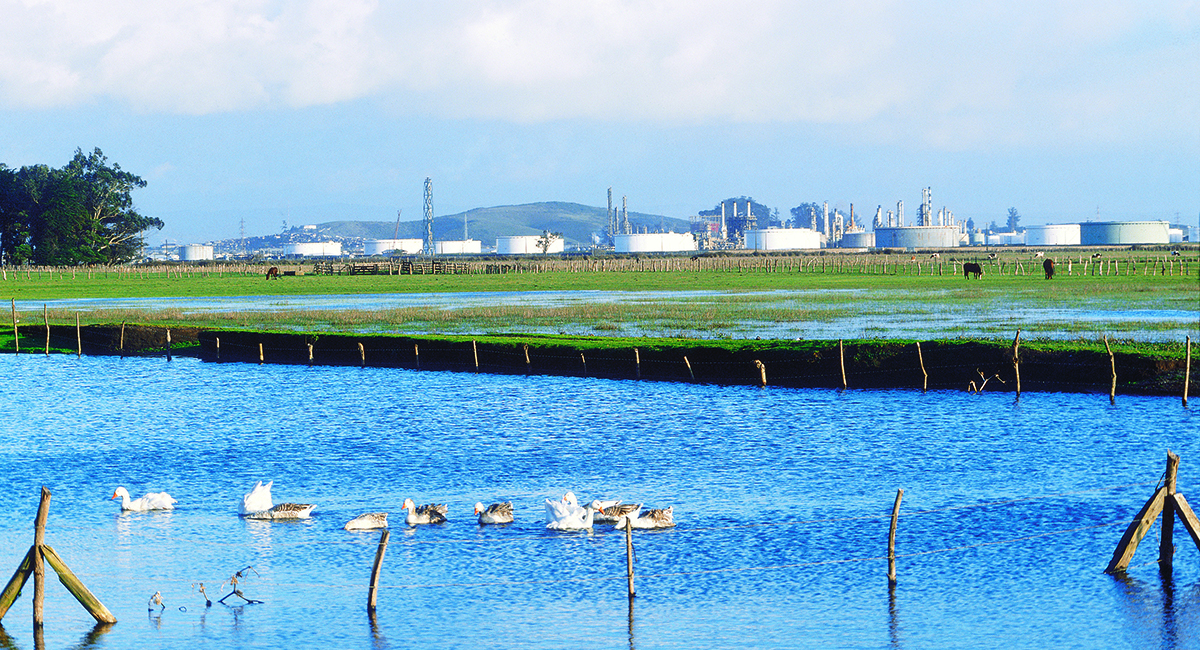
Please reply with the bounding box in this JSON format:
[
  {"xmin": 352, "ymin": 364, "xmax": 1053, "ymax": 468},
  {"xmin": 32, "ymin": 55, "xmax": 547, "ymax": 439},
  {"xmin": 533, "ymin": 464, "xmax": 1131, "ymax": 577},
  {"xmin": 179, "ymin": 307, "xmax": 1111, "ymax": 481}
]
[
  {"xmin": 987, "ymin": 253, "xmax": 998, "ymax": 260},
  {"xmin": 1034, "ymin": 251, "xmax": 1045, "ymax": 258},
  {"xmin": 1091, "ymin": 252, "xmax": 1102, "ymax": 259},
  {"xmin": 1043, "ymin": 258, "xmax": 1055, "ymax": 280},
  {"xmin": 266, "ymin": 266, "xmax": 280, "ymax": 280},
  {"xmin": 929, "ymin": 253, "xmax": 941, "ymax": 259},
  {"xmin": 963, "ymin": 262, "xmax": 984, "ymax": 279}
]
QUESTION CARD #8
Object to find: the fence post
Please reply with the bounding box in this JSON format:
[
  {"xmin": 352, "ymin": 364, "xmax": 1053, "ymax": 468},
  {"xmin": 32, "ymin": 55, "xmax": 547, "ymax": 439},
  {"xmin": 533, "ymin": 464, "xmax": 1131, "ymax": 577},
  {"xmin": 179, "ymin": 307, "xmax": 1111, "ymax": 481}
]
[
  {"xmin": 580, "ymin": 352, "xmax": 587, "ymax": 377},
  {"xmin": 43, "ymin": 304, "xmax": 48, "ymax": 356},
  {"xmin": 359, "ymin": 342, "xmax": 366, "ymax": 368},
  {"xmin": 10, "ymin": 299, "xmax": 16, "ymax": 354},
  {"xmin": 367, "ymin": 530, "xmax": 390, "ymax": 612},
  {"xmin": 1104, "ymin": 336, "xmax": 1117, "ymax": 405},
  {"xmin": 1185, "ymin": 336, "xmax": 1192, "ymax": 408},
  {"xmin": 624, "ymin": 519, "xmax": 636, "ymax": 599},
  {"xmin": 634, "ymin": 348, "xmax": 641, "ymax": 380},
  {"xmin": 33, "ymin": 487, "xmax": 50, "ymax": 627},
  {"xmin": 307, "ymin": 343, "xmax": 313, "ymax": 366},
  {"xmin": 916, "ymin": 342, "xmax": 927, "ymax": 392},
  {"xmin": 119, "ymin": 323, "xmax": 125, "ymax": 358},
  {"xmin": 414, "ymin": 343, "xmax": 420, "ymax": 370},
  {"xmin": 472, "ymin": 340, "xmax": 479, "ymax": 372},
  {"xmin": 216, "ymin": 337, "xmax": 221, "ymax": 360},
  {"xmin": 1161, "ymin": 452, "xmax": 1180, "ymax": 568},
  {"xmin": 76, "ymin": 314, "xmax": 81, "ymax": 359},
  {"xmin": 1011, "ymin": 329, "xmax": 1021, "ymax": 398},
  {"xmin": 166, "ymin": 328, "xmax": 172, "ymax": 362},
  {"xmin": 888, "ymin": 488, "xmax": 903, "ymax": 585},
  {"xmin": 684, "ymin": 355, "xmax": 694, "ymax": 381},
  {"xmin": 524, "ymin": 344, "xmax": 532, "ymax": 375},
  {"xmin": 839, "ymin": 340, "xmax": 847, "ymax": 390}
]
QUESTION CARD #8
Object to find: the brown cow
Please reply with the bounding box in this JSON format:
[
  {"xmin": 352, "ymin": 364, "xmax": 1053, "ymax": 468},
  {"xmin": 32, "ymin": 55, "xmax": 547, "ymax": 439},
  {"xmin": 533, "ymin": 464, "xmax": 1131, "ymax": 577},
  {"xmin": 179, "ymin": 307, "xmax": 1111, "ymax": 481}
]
[
  {"xmin": 266, "ymin": 266, "xmax": 280, "ymax": 280},
  {"xmin": 1043, "ymin": 258, "xmax": 1055, "ymax": 280},
  {"xmin": 963, "ymin": 262, "xmax": 983, "ymax": 279}
]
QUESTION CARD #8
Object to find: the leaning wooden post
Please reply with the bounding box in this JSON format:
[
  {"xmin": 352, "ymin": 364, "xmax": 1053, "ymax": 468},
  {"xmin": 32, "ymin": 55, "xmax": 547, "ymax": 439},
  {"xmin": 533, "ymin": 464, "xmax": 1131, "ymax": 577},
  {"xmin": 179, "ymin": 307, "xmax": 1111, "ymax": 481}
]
[
  {"xmin": 580, "ymin": 352, "xmax": 587, "ymax": 377},
  {"xmin": 216, "ymin": 337, "xmax": 221, "ymax": 360},
  {"xmin": 624, "ymin": 519, "xmax": 636, "ymax": 599},
  {"xmin": 33, "ymin": 487, "xmax": 50, "ymax": 627},
  {"xmin": 838, "ymin": 340, "xmax": 847, "ymax": 390},
  {"xmin": 0, "ymin": 547, "xmax": 35, "ymax": 620},
  {"xmin": 1161, "ymin": 451, "xmax": 1180, "ymax": 568},
  {"xmin": 307, "ymin": 343, "xmax": 313, "ymax": 366},
  {"xmin": 634, "ymin": 348, "xmax": 641, "ymax": 379},
  {"xmin": 1011, "ymin": 329, "xmax": 1021, "ymax": 398},
  {"xmin": 258, "ymin": 342, "xmax": 264, "ymax": 364},
  {"xmin": 1185, "ymin": 336, "xmax": 1192, "ymax": 408},
  {"xmin": 119, "ymin": 322, "xmax": 125, "ymax": 358},
  {"xmin": 39, "ymin": 545, "xmax": 115, "ymax": 623},
  {"xmin": 524, "ymin": 344, "xmax": 532, "ymax": 375},
  {"xmin": 887, "ymin": 488, "xmax": 903, "ymax": 585},
  {"xmin": 10, "ymin": 298, "xmax": 17, "ymax": 354},
  {"xmin": 414, "ymin": 343, "xmax": 420, "ymax": 370},
  {"xmin": 43, "ymin": 304, "xmax": 49, "ymax": 356},
  {"xmin": 367, "ymin": 530, "xmax": 389, "ymax": 612},
  {"xmin": 166, "ymin": 328, "xmax": 172, "ymax": 362},
  {"xmin": 683, "ymin": 355, "xmax": 694, "ymax": 381},
  {"xmin": 1104, "ymin": 335, "xmax": 1117, "ymax": 405},
  {"xmin": 916, "ymin": 342, "xmax": 927, "ymax": 392},
  {"xmin": 358, "ymin": 342, "xmax": 366, "ymax": 368},
  {"xmin": 75, "ymin": 314, "xmax": 81, "ymax": 359},
  {"xmin": 472, "ymin": 340, "xmax": 479, "ymax": 372},
  {"xmin": 754, "ymin": 360, "xmax": 767, "ymax": 387}
]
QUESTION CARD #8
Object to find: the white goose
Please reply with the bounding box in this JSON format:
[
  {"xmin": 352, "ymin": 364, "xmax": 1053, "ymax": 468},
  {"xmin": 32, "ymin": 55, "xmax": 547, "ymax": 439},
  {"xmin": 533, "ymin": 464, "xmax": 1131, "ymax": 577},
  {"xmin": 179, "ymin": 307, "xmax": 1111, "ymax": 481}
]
[
  {"xmin": 402, "ymin": 498, "xmax": 447, "ymax": 525},
  {"xmin": 614, "ymin": 506, "xmax": 675, "ymax": 529},
  {"xmin": 344, "ymin": 512, "xmax": 389, "ymax": 530},
  {"xmin": 238, "ymin": 481, "xmax": 273, "ymax": 515},
  {"xmin": 547, "ymin": 503, "xmax": 601, "ymax": 530},
  {"xmin": 474, "ymin": 502, "xmax": 514, "ymax": 525},
  {"xmin": 111, "ymin": 487, "xmax": 177, "ymax": 511},
  {"xmin": 544, "ymin": 491, "xmax": 585, "ymax": 525}
]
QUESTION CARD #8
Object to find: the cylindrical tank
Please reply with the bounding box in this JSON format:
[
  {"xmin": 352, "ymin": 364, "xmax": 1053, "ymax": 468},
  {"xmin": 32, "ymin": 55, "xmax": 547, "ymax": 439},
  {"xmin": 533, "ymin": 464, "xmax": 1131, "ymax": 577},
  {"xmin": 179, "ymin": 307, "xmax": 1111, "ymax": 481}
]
[
  {"xmin": 873, "ymin": 226, "xmax": 961, "ymax": 249},
  {"xmin": 364, "ymin": 239, "xmax": 423, "ymax": 255},
  {"xmin": 433, "ymin": 240, "xmax": 482, "ymax": 255},
  {"xmin": 743, "ymin": 228, "xmax": 820, "ymax": 251},
  {"xmin": 614, "ymin": 232, "xmax": 697, "ymax": 253},
  {"xmin": 1024, "ymin": 224, "xmax": 1080, "ymax": 246},
  {"xmin": 839, "ymin": 231, "xmax": 874, "ymax": 248},
  {"xmin": 178, "ymin": 244, "xmax": 213, "ymax": 261},
  {"xmin": 1079, "ymin": 221, "xmax": 1169, "ymax": 245},
  {"xmin": 985, "ymin": 232, "xmax": 1026, "ymax": 246},
  {"xmin": 495, "ymin": 235, "xmax": 565, "ymax": 254},
  {"xmin": 1169, "ymin": 228, "xmax": 1184, "ymax": 243},
  {"xmin": 283, "ymin": 242, "xmax": 342, "ymax": 257}
]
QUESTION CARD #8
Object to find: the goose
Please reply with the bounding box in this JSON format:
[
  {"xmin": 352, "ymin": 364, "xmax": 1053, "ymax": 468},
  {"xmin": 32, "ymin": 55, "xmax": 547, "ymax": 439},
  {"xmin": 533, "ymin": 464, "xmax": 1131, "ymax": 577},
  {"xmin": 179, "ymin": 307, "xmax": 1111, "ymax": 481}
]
[
  {"xmin": 344, "ymin": 512, "xmax": 389, "ymax": 530},
  {"xmin": 111, "ymin": 487, "xmax": 177, "ymax": 511},
  {"xmin": 474, "ymin": 502, "xmax": 514, "ymax": 525},
  {"xmin": 614, "ymin": 506, "xmax": 675, "ymax": 529},
  {"xmin": 546, "ymin": 503, "xmax": 601, "ymax": 530},
  {"xmin": 238, "ymin": 481, "xmax": 273, "ymax": 515},
  {"xmin": 402, "ymin": 498, "xmax": 447, "ymax": 525},
  {"xmin": 245, "ymin": 502, "xmax": 316, "ymax": 520},
  {"xmin": 544, "ymin": 491, "xmax": 585, "ymax": 525},
  {"xmin": 592, "ymin": 501, "xmax": 641, "ymax": 524}
]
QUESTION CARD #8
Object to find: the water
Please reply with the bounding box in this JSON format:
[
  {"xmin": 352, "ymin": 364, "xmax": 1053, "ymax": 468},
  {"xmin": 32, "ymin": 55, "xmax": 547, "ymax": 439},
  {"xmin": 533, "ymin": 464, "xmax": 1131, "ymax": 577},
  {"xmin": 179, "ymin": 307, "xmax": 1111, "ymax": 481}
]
[{"xmin": 0, "ymin": 354, "xmax": 1197, "ymax": 649}]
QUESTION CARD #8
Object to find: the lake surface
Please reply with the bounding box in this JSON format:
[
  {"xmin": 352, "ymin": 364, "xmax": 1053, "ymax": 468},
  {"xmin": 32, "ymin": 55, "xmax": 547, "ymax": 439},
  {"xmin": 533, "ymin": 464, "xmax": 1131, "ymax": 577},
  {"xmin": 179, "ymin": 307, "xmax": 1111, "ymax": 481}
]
[{"xmin": 0, "ymin": 353, "xmax": 1197, "ymax": 649}]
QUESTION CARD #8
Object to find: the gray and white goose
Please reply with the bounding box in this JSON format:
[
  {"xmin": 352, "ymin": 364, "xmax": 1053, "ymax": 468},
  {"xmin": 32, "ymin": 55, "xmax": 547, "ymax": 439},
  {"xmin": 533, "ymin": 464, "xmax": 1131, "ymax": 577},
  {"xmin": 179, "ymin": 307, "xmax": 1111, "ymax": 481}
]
[
  {"xmin": 402, "ymin": 498, "xmax": 447, "ymax": 525},
  {"xmin": 474, "ymin": 501, "xmax": 514, "ymax": 525},
  {"xmin": 614, "ymin": 506, "xmax": 675, "ymax": 529}
]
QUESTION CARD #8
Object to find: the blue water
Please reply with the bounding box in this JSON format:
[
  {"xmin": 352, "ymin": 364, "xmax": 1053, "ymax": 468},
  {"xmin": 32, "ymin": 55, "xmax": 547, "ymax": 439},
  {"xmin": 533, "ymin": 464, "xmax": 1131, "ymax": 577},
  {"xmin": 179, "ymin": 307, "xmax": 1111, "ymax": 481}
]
[{"xmin": 0, "ymin": 353, "xmax": 1197, "ymax": 649}]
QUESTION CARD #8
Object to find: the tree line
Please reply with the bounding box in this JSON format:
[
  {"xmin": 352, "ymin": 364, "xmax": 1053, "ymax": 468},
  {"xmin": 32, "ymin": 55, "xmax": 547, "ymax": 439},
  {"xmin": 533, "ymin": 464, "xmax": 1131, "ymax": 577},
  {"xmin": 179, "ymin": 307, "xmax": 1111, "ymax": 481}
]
[{"xmin": 0, "ymin": 148, "xmax": 162, "ymax": 265}]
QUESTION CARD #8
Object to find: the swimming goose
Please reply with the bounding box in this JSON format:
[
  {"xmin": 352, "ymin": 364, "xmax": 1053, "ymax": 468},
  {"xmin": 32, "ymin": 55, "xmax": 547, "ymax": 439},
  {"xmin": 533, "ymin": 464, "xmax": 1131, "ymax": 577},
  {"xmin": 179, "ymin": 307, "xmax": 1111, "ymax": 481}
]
[
  {"xmin": 238, "ymin": 481, "xmax": 273, "ymax": 515},
  {"xmin": 614, "ymin": 506, "xmax": 675, "ymax": 529},
  {"xmin": 544, "ymin": 491, "xmax": 585, "ymax": 525},
  {"xmin": 245, "ymin": 502, "xmax": 316, "ymax": 520},
  {"xmin": 402, "ymin": 498, "xmax": 447, "ymax": 525},
  {"xmin": 547, "ymin": 503, "xmax": 601, "ymax": 530},
  {"xmin": 474, "ymin": 502, "xmax": 514, "ymax": 525},
  {"xmin": 111, "ymin": 487, "xmax": 177, "ymax": 511},
  {"xmin": 591, "ymin": 500, "xmax": 640, "ymax": 524},
  {"xmin": 344, "ymin": 512, "xmax": 389, "ymax": 530}
]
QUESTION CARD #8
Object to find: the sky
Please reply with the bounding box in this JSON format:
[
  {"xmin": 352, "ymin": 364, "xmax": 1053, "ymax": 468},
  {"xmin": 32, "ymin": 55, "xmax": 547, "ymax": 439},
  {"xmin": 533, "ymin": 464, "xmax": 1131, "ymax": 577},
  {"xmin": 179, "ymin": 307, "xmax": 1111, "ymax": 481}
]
[{"xmin": 1, "ymin": 0, "xmax": 1197, "ymax": 246}]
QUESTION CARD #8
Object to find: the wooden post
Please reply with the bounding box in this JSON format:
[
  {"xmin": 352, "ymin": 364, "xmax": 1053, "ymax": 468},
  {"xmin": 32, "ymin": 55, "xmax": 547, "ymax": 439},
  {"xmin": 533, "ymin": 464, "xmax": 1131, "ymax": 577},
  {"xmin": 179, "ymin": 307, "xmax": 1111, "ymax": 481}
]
[
  {"xmin": 524, "ymin": 344, "xmax": 532, "ymax": 375},
  {"xmin": 43, "ymin": 304, "xmax": 48, "ymax": 356},
  {"xmin": 624, "ymin": 519, "xmax": 636, "ymax": 599},
  {"xmin": 119, "ymin": 322, "xmax": 125, "ymax": 358},
  {"xmin": 634, "ymin": 348, "xmax": 641, "ymax": 379},
  {"xmin": 839, "ymin": 339, "xmax": 847, "ymax": 390},
  {"xmin": 1104, "ymin": 335, "xmax": 1117, "ymax": 404},
  {"xmin": 472, "ymin": 340, "xmax": 479, "ymax": 372},
  {"xmin": 684, "ymin": 355, "xmax": 694, "ymax": 381},
  {"xmin": 1105, "ymin": 486, "xmax": 1167, "ymax": 573},
  {"xmin": 1161, "ymin": 452, "xmax": 1180, "ymax": 567},
  {"xmin": 75, "ymin": 314, "xmax": 81, "ymax": 358},
  {"xmin": 258, "ymin": 342, "xmax": 264, "ymax": 364},
  {"xmin": 1185, "ymin": 336, "xmax": 1192, "ymax": 408},
  {"xmin": 40, "ymin": 546, "xmax": 116, "ymax": 623},
  {"xmin": 166, "ymin": 328, "xmax": 172, "ymax": 362},
  {"xmin": 916, "ymin": 342, "xmax": 927, "ymax": 393},
  {"xmin": 1011, "ymin": 329, "xmax": 1021, "ymax": 398},
  {"xmin": 754, "ymin": 360, "xmax": 767, "ymax": 387},
  {"xmin": 367, "ymin": 530, "xmax": 389, "ymax": 612},
  {"xmin": 0, "ymin": 547, "xmax": 35, "ymax": 620},
  {"xmin": 33, "ymin": 487, "xmax": 50, "ymax": 627},
  {"xmin": 888, "ymin": 488, "xmax": 903, "ymax": 585},
  {"xmin": 580, "ymin": 352, "xmax": 586, "ymax": 377},
  {"xmin": 216, "ymin": 337, "xmax": 221, "ymax": 360},
  {"xmin": 358, "ymin": 342, "xmax": 366, "ymax": 368},
  {"xmin": 307, "ymin": 343, "xmax": 313, "ymax": 366},
  {"xmin": 414, "ymin": 343, "xmax": 420, "ymax": 370},
  {"xmin": 10, "ymin": 299, "xmax": 17, "ymax": 354}
]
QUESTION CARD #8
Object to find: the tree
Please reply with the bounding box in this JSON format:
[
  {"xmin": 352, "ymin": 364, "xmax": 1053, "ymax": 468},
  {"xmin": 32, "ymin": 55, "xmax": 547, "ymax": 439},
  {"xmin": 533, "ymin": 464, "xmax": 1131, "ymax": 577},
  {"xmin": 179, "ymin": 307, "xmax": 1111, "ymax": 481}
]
[
  {"xmin": 536, "ymin": 230, "xmax": 562, "ymax": 254},
  {"xmin": 63, "ymin": 148, "xmax": 163, "ymax": 263},
  {"xmin": 1006, "ymin": 207, "xmax": 1021, "ymax": 233}
]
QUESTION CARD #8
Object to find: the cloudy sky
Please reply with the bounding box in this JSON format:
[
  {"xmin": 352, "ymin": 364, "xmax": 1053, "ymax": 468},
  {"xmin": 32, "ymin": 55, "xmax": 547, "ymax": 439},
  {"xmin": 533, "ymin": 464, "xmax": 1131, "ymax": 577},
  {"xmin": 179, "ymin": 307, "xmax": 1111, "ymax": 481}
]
[{"xmin": 1, "ymin": 0, "xmax": 1197, "ymax": 245}]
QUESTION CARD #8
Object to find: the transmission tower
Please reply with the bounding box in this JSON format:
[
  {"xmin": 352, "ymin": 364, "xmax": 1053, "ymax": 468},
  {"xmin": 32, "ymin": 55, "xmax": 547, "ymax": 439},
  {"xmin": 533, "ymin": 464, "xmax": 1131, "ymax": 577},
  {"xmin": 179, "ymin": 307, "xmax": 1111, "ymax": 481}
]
[{"xmin": 423, "ymin": 177, "xmax": 434, "ymax": 256}]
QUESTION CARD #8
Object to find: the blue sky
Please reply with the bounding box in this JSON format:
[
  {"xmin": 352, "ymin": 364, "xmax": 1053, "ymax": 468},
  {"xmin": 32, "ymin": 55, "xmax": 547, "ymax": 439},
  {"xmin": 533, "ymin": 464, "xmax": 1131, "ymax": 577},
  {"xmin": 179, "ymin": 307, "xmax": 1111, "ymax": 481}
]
[{"xmin": 1, "ymin": 1, "xmax": 1197, "ymax": 245}]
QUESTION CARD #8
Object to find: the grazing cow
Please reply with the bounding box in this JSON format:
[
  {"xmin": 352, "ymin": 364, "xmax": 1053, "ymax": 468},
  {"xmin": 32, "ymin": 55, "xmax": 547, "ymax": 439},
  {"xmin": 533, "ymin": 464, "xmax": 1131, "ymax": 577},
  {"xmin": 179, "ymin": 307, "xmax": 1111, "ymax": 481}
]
[
  {"xmin": 929, "ymin": 253, "xmax": 941, "ymax": 259},
  {"xmin": 987, "ymin": 253, "xmax": 998, "ymax": 260},
  {"xmin": 1172, "ymin": 250, "xmax": 1181, "ymax": 256},
  {"xmin": 266, "ymin": 266, "xmax": 280, "ymax": 280},
  {"xmin": 1043, "ymin": 258, "xmax": 1055, "ymax": 280},
  {"xmin": 1034, "ymin": 251, "xmax": 1045, "ymax": 258},
  {"xmin": 963, "ymin": 262, "xmax": 984, "ymax": 279},
  {"xmin": 1091, "ymin": 252, "xmax": 1102, "ymax": 259}
]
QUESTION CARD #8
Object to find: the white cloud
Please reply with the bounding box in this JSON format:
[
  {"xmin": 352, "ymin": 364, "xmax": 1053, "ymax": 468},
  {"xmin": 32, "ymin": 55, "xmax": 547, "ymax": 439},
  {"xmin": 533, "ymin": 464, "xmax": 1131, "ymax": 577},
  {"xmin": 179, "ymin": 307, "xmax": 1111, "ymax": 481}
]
[{"xmin": 0, "ymin": 0, "xmax": 1195, "ymax": 149}]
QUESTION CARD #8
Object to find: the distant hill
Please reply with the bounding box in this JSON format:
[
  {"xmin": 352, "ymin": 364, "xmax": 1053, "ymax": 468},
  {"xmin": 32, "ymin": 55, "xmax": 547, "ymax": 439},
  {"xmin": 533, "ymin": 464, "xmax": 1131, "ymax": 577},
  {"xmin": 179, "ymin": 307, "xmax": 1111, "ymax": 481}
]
[{"xmin": 311, "ymin": 202, "xmax": 690, "ymax": 247}]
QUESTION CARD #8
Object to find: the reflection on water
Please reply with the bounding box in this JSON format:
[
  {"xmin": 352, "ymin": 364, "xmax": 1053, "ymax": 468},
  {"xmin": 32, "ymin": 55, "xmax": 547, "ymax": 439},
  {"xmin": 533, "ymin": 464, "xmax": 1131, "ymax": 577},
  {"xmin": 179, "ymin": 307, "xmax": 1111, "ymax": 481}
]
[{"xmin": 1111, "ymin": 569, "xmax": 1200, "ymax": 650}]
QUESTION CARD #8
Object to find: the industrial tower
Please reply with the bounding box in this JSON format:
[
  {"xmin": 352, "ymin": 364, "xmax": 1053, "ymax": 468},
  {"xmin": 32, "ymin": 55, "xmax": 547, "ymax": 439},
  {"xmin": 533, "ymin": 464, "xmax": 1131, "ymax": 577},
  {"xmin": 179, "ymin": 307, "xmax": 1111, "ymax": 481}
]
[{"xmin": 423, "ymin": 177, "xmax": 434, "ymax": 256}]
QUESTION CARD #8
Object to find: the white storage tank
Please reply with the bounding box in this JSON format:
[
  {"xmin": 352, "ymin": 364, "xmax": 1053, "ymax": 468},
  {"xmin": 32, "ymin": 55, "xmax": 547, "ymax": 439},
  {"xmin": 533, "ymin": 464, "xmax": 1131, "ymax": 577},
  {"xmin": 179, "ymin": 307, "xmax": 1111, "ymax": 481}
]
[
  {"xmin": 283, "ymin": 242, "xmax": 342, "ymax": 257},
  {"xmin": 1079, "ymin": 221, "xmax": 1170, "ymax": 245},
  {"xmin": 365, "ymin": 239, "xmax": 423, "ymax": 255},
  {"xmin": 496, "ymin": 235, "xmax": 565, "ymax": 254},
  {"xmin": 873, "ymin": 226, "xmax": 961, "ymax": 249},
  {"xmin": 985, "ymin": 232, "xmax": 1026, "ymax": 246},
  {"xmin": 839, "ymin": 231, "xmax": 875, "ymax": 249},
  {"xmin": 1025, "ymin": 224, "xmax": 1081, "ymax": 246},
  {"xmin": 614, "ymin": 232, "xmax": 697, "ymax": 253},
  {"xmin": 1169, "ymin": 228, "xmax": 1184, "ymax": 243},
  {"xmin": 434, "ymin": 240, "xmax": 482, "ymax": 255},
  {"xmin": 178, "ymin": 244, "xmax": 214, "ymax": 261},
  {"xmin": 744, "ymin": 228, "xmax": 821, "ymax": 251}
]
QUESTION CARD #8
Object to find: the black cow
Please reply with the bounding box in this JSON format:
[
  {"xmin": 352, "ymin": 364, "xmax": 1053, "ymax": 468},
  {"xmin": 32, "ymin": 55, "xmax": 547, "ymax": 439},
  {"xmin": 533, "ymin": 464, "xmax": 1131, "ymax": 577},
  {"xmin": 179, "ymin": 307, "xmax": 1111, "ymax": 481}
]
[
  {"xmin": 1043, "ymin": 258, "xmax": 1055, "ymax": 280},
  {"xmin": 963, "ymin": 262, "xmax": 983, "ymax": 279},
  {"xmin": 266, "ymin": 266, "xmax": 280, "ymax": 280}
]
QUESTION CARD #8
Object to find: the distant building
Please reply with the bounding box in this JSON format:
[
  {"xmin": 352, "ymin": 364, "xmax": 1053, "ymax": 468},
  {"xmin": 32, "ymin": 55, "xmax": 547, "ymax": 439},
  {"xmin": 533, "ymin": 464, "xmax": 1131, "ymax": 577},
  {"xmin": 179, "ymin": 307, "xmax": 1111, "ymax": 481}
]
[
  {"xmin": 434, "ymin": 240, "xmax": 482, "ymax": 255},
  {"xmin": 284, "ymin": 242, "xmax": 342, "ymax": 257},
  {"xmin": 178, "ymin": 244, "xmax": 214, "ymax": 261},
  {"xmin": 614, "ymin": 232, "xmax": 696, "ymax": 253},
  {"xmin": 364, "ymin": 239, "xmax": 423, "ymax": 255},
  {"xmin": 496, "ymin": 235, "xmax": 565, "ymax": 254}
]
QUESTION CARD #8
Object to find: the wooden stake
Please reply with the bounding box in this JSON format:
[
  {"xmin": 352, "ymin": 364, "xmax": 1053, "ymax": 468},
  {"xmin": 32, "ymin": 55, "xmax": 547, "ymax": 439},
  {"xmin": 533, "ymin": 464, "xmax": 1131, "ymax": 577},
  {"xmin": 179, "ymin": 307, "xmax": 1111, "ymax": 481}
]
[
  {"xmin": 472, "ymin": 340, "xmax": 479, "ymax": 372},
  {"xmin": 624, "ymin": 519, "xmax": 636, "ymax": 599},
  {"xmin": 1011, "ymin": 329, "xmax": 1021, "ymax": 398},
  {"xmin": 580, "ymin": 352, "xmax": 586, "ymax": 377},
  {"xmin": 684, "ymin": 355, "xmax": 694, "ymax": 381},
  {"xmin": 0, "ymin": 546, "xmax": 35, "ymax": 621},
  {"xmin": 258, "ymin": 343, "xmax": 264, "ymax": 364},
  {"xmin": 1171, "ymin": 492, "xmax": 1200, "ymax": 552},
  {"xmin": 916, "ymin": 343, "xmax": 927, "ymax": 393},
  {"xmin": 1104, "ymin": 335, "xmax": 1117, "ymax": 404},
  {"xmin": 414, "ymin": 343, "xmax": 420, "ymax": 370},
  {"xmin": 634, "ymin": 348, "xmax": 641, "ymax": 379},
  {"xmin": 40, "ymin": 546, "xmax": 116, "ymax": 624},
  {"xmin": 1185, "ymin": 336, "xmax": 1192, "ymax": 408},
  {"xmin": 1105, "ymin": 486, "xmax": 1167, "ymax": 574},
  {"xmin": 215, "ymin": 337, "xmax": 221, "ymax": 360},
  {"xmin": 33, "ymin": 487, "xmax": 50, "ymax": 627},
  {"xmin": 10, "ymin": 298, "xmax": 17, "ymax": 354},
  {"xmin": 524, "ymin": 344, "xmax": 532, "ymax": 374},
  {"xmin": 888, "ymin": 489, "xmax": 903, "ymax": 585},
  {"xmin": 307, "ymin": 343, "xmax": 313, "ymax": 366},
  {"xmin": 359, "ymin": 342, "xmax": 366, "ymax": 368},
  {"xmin": 754, "ymin": 360, "xmax": 767, "ymax": 387},
  {"xmin": 839, "ymin": 339, "xmax": 847, "ymax": 390},
  {"xmin": 43, "ymin": 304, "xmax": 48, "ymax": 356},
  {"xmin": 119, "ymin": 323, "xmax": 125, "ymax": 358},
  {"xmin": 166, "ymin": 328, "xmax": 172, "ymax": 362},
  {"xmin": 75, "ymin": 314, "xmax": 81, "ymax": 358},
  {"xmin": 1161, "ymin": 451, "xmax": 1180, "ymax": 567},
  {"xmin": 367, "ymin": 530, "xmax": 389, "ymax": 612}
]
